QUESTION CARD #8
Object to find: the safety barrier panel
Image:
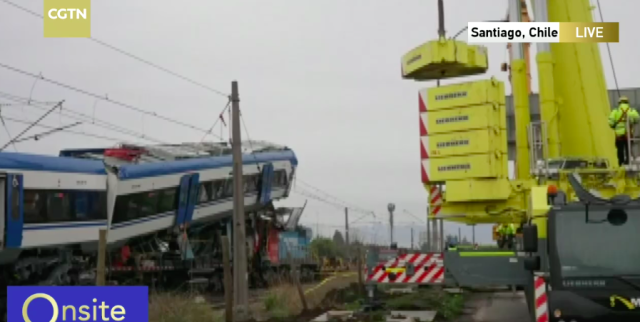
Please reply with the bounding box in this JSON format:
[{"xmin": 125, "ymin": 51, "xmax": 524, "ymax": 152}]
[{"xmin": 366, "ymin": 252, "xmax": 444, "ymax": 285}]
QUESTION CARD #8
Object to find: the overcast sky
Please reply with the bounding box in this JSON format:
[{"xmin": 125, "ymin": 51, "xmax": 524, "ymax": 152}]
[{"xmin": 1, "ymin": 0, "xmax": 637, "ymax": 247}]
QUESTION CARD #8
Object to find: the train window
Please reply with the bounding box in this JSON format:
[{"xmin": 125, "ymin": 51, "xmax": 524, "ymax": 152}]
[
  {"xmin": 272, "ymin": 170, "xmax": 287, "ymax": 187},
  {"xmin": 125, "ymin": 194, "xmax": 143, "ymax": 221},
  {"xmin": 139, "ymin": 191, "xmax": 159, "ymax": 218},
  {"xmin": 112, "ymin": 195, "xmax": 130, "ymax": 224},
  {"xmin": 24, "ymin": 190, "xmax": 45, "ymax": 224},
  {"xmin": 212, "ymin": 180, "xmax": 225, "ymax": 200},
  {"xmin": 198, "ymin": 182, "xmax": 212, "ymax": 204},
  {"xmin": 245, "ymin": 175, "xmax": 258, "ymax": 192},
  {"xmin": 243, "ymin": 176, "xmax": 249, "ymax": 193},
  {"xmin": 73, "ymin": 192, "xmax": 90, "ymax": 220},
  {"xmin": 157, "ymin": 188, "xmax": 177, "ymax": 213},
  {"xmin": 224, "ymin": 179, "xmax": 233, "ymax": 197},
  {"xmin": 73, "ymin": 191, "xmax": 108, "ymax": 221},
  {"xmin": 46, "ymin": 192, "xmax": 72, "ymax": 222},
  {"xmin": 24, "ymin": 190, "xmax": 109, "ymax": 224},
  {"xmin": 87, "ymin": 192, "xmax": 107, "ymax": 220}
]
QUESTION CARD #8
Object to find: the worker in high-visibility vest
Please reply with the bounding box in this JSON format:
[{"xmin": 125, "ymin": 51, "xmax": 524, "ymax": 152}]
[
  {"xmin": 497, "ymin": 223, "xmax": 516, "ymax": 249},
  {"xmin": 609, "ymin": 96, "xmax": 640, "ymax": 166}
]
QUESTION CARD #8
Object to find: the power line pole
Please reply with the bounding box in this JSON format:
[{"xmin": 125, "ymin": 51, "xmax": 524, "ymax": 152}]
[
  {"xmin": 431, "ymin": 219, "xmax": 438, "ymax": 251},
  {"xmin": 344, "ymin": 207, "xmax": 350, "ymax": 258},
  {"xmin": 230, "ymin": 81, "xmax": 249, "ymax": 320},
  {"xmin": 387, "ymin": 203, "xmax": 395, "ymax": 246},
  {"xmin": 458, "ymin": 227, "xmax": 462, "ymax": 244},
  {"xmin": 472, "ymin": 224, "xmax": 476, "ymax": 244},
  {"xmin": 439, "ymin": 219, "xmax": 444, "ymax": 250},
  {"xmin": 426, "ymin": 206, "xmax": 431, "ymax": 251},
  {"xmin": 411, "ymin": 228, "xmax": 414, "ymax": 250}
]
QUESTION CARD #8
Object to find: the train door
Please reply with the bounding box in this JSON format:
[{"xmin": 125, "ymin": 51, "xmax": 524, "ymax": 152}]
[
  {"xmin": 260, "ymin": 163, "xmax": 274, "ymax": 205},
  {"xmin": 4, "ymin": 174, "xmax": 23, "ymax": 248},
  {"xmin": 175, "ymin": 174, "xmax": 191, "ymax": 227},
  {"xmin": 184, "ymin": 173, "xmax": 200, "ymax": 224}
]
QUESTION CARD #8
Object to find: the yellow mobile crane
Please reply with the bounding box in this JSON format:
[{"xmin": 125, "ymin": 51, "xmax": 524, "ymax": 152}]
[{"xmin": 399, "ymin": 0, "xmax": 640, "ymax": 320}]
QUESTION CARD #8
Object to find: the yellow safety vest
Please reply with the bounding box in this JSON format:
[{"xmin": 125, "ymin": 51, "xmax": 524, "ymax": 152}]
[{"xmin": 609, "ymin": 103, "xmax": 640, "ymax": 138}]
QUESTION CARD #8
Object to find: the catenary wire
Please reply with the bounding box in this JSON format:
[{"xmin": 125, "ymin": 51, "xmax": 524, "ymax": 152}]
[
  {"xmin": 0, "ymin": 92, "xmax": 170, "ymax": 144},
  {"xmin": 2, "ymin": 116, "xmax": 135, "ymax": 143},
  {"xmin": 0, "ymin": 0, "xmax": 229, "ymax": 98},
  {"xmin": 0, "ymin": 63, "xmax": 214, "ymax": 135}
]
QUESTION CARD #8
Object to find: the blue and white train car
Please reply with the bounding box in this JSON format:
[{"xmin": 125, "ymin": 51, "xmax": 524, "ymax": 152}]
[
  {"xmin": 0, "ymin": 141, "xmax": 297, "ymax": 265},
  {"xmin": 104, "ymin": 148, "xmax": 297, "ymax": 243},
  {"xmin": 0, "ymin": 152, "xmax": 108, "ymax": 264}
]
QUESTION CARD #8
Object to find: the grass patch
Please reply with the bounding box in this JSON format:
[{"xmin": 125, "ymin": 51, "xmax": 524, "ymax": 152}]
[
  {"xmin": 385, "ymin": 289, "xmax": 465, "ymax": 321},
  {"xmin": 262, "ymin": 283, "xmax": 304, "ymax": 318},
  {"xmin": 149, "ymin": 293, "xmax": 222, "ymax": 322}
]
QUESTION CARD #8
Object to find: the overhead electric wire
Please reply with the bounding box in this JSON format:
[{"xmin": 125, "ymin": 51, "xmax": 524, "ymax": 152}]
[
  {"xmin": 0, "ymin": 92, "xmax": 226, "ymax": 156},
  {"xmin": 12, "ymin": 122, "xmax": 81, "ymax": 143},
  {"xmin": 1, "ymin": 0, "xmax": 229, "ymax": 98},
  {"xmin": 0, "ymin": 63, "xmax": 213, "ymax": 135},
  {"xmin": 1, "ymin": 101, "xmax": 63, "ymax": 151},
  {"xmin": 293, "ymin": 185, "xmax": 377, "ymax": 216},
  {"xmin": 0, "ymin": 92, "xmax": 168, "ymax": 144},
  {"xmin": 402, "ymin": 209, "xmax": 426, "ymax": 223},
  {"xmin": 0, "ymin": 113, "xmax": 17, "ymax": 151},
  {"xmin": 2, "ymin": 116, "xmax": 138, "ymax": 143},
  {"xmin": 200, "ymin": 101, "xmax": 230, "ymax": 142},
  {"xmin": 295, "ymin": 179, "xmax": 374, "ymax": 215}
]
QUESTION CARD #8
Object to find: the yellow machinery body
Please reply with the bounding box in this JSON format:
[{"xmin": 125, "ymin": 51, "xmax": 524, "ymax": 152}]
[{"xmin": 407, "ymin": 0, "xmax": 640, "ymax": 226}]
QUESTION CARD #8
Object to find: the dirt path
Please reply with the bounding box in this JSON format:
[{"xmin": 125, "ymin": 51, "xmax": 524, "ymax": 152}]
[
  {"xmin": 210, "ymin": 273, "xmax": 360, "ymax": 314},
  {"xmin": 453, "ymin": 291, "xmax": 529, "ymax": 322}
]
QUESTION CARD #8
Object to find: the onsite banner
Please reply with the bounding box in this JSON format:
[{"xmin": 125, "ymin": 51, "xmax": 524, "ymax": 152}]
[{"xmin": 8, "ymin": 286, "xmax": 148, "ymax": 322}]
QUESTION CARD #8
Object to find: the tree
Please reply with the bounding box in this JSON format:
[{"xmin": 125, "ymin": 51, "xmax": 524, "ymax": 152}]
[
  {"xmin": 310, "ymin": 237, "xmax": 341, "ymax": 258},
  {"xmin": 332, "ymin": 230, "xmax": 345, "ymax": 247}
]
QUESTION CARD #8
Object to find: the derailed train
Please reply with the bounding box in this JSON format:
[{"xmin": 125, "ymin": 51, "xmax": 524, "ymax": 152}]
[{"xmin": 0, "ymin": 141, "xmax": 317, "ymax": 309}]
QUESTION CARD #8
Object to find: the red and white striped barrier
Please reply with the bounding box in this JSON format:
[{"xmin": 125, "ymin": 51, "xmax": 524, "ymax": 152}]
[
  {"xmin": 366, "ymin": 253, "xmax": 444, "ymax": 285},
  {"xmin": 534, "ymin": 275, "xmax": 549, "ymax": 322}
]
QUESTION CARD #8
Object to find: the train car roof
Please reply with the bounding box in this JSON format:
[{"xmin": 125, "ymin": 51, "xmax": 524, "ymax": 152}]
[
  {"xmin": 0, "ymin": 152, "xmax": 107, "ymax": 174},
  {"xmin": 117, "ymin": 150, "xmax": 298, "ymax": 180}
]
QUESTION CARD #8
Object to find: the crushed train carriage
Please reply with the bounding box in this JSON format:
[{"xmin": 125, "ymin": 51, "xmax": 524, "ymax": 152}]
[{"xmin": 0, "ymin": 141, "xmax": 319, "ymax": 309}]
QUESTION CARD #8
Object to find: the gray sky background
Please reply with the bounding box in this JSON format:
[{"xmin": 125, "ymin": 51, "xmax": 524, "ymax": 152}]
[{"xmin": 0, "ymin": 0, "xmax": 637, "ymax": 247}]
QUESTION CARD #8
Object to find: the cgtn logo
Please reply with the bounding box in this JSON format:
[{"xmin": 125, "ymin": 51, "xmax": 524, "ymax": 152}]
[
  {"xmin": 8, "ymin": 286, "xmax": 148, "ymax": 322},
  {"xmin": 47, "ymin": 8, "xmax": 88, "ymax": 20},
  {"xmin": 43, "ymin": 0, "xmax": 91, "ymax": 38}
]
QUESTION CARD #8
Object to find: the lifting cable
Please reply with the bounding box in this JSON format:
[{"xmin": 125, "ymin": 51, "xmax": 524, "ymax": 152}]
[{"xmin": 595, "ymin": 0, "xmax": 621, "ymax": 97}]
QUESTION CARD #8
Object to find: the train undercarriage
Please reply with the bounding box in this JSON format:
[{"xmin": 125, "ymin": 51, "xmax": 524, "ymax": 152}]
[{"xmin": 0, "ymin": 205, "xmax": 319, "ymax": 316}]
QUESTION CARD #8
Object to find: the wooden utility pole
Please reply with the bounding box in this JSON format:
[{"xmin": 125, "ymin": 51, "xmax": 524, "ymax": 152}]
[
  {"xmin": 288, "ymin": 252, "xmax": 308, "ymax": 311},
  {"xmin": 221, "ymin": 236, "xmax": 233, "ymax": 322},
  {"xmin": 356, "ymin": 246, "xmax": 363, "ymax": 297},
  {"xmin": 230, "ymin": 81, "xmax": 250, "ymax": 320},
  {"xmin": 96, "ymin": 229, "xmax": 107, "ymax": 286},
  {"xmin": 344, "ymin": 207, "xmax": 349, "ymax": 259}
]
